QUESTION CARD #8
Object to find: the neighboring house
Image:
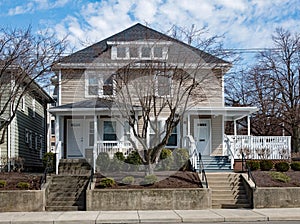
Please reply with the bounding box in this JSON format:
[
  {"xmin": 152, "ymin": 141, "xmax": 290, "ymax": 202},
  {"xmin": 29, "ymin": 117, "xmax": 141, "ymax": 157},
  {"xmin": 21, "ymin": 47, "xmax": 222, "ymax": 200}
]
[
  {"xmin": 49, "ymin": 23, "xmax": 291, "ymax": 172},
  {"xmin": 0, "ymin": 66, "xmax": 53, "ymax": 171}
]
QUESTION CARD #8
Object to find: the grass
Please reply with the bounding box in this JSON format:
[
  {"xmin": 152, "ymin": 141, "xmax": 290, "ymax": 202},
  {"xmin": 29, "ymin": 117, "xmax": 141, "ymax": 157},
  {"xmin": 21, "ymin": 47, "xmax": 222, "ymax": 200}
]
[{"xmin": 269, "ymin": 172, "xmax": 291, "ymax": 183}]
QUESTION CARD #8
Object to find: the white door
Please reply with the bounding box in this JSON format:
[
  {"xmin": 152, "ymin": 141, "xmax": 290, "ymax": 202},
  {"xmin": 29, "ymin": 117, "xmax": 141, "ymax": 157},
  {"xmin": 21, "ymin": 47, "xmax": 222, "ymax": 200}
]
[
  {"xmin": 194, "ymin": 119, "xmax": 211, "ymax": 156},
  {"xmin": 67, "ymin": 119, "xmax": 84, "ymax": 158}
]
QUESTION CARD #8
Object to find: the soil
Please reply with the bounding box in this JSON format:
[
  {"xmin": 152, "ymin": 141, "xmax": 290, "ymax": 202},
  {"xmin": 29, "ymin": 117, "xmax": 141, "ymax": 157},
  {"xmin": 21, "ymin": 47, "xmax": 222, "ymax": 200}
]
[
  {"xmin": 0, "ymin": 172, "xmax": 42, "ymax": 190},
  {"xmin": 252, "ymin": 170, "xmax": 300, "ymax": 187},
  {"xmin": 95, "ymin": 171, "xmax": 202, "ymax": 189}
]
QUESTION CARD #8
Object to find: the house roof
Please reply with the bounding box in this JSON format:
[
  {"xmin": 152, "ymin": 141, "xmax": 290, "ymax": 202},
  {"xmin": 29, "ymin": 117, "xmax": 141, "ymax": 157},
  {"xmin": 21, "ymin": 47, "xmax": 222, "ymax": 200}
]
[
  {"xmin": 55, "ymin": 23, "xmax": 229, "ymax": 66},
  {"xmin": 49, "ymin": 98, "xmax": 140, "ymax": 113}
]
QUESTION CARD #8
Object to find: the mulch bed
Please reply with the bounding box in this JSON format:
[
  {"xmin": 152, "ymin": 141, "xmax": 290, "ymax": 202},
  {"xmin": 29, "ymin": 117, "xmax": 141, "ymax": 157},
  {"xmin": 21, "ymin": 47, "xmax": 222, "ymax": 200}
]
[
  {"xmin": 0, "ymin": 172, "xmax": 42, "ymax": 190},
  {"xmin": 95, "ymin": 171, "xmax": 202, "ymax": 189},
  {"xmin": 252, "ymin": 170, "xmax": 300, "ymax": 187}
]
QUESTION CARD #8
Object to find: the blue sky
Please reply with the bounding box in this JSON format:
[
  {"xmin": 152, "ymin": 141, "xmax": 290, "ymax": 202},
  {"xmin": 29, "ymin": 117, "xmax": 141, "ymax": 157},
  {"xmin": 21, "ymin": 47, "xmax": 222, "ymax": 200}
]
[{"xmin": 1, "ymin": 0, "xmax": 299, "ymax": 56}]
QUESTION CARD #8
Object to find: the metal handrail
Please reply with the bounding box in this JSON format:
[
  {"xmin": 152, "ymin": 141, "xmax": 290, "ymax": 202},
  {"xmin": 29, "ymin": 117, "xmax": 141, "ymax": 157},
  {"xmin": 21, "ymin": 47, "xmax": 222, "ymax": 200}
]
[
  {"xmin": 40, "ymin": 157, "xmax": 51, "ymax": 189},
  {"xmin": 242, "ymin": 152, "xmax": 257, "ymax": 188},
  {"xmin": 198, "ymin": 152, "xmax": 208, "ymax": 188}
]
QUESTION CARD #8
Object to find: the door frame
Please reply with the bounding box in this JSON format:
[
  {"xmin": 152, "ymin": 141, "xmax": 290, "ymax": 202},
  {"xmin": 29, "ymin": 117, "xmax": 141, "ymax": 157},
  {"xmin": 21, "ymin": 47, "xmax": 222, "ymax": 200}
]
[{"xmin": 193, "ymin": 118, "xmax": 211, "ymax": 156}]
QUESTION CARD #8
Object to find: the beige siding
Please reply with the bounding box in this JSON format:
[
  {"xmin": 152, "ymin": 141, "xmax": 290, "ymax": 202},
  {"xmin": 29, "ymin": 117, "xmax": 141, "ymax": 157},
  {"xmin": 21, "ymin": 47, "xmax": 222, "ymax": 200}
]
[{"xmin": 211, "ymin": 115, "xmax": 223, "ymax": 156}]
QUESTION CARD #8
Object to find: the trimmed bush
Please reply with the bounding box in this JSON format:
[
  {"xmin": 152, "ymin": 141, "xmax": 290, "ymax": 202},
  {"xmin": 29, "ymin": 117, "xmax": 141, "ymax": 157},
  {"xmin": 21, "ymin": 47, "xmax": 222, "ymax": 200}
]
[
  {"xmin": 124, "ymin": 151, "xmax": 142, "ymax": 171},
  {"xmin": 275, "ymin": 162, "xmax": 290, "ymax": 172},
  {"xmin": 0, "ymin": 180, "xmax": 6, "ymax": 188},
  {"xmin": 260, "ymin": 160, "xmax": 273, "ymax": 171},
  {"xmin": 159, "ymin": 148, "xmax": 173, "ymax": 171},
  {"xmin": 122, "ymin": 176, "xmax": 135, "ymax": 185},
  {"xmin": 96, "ymin": 152, "xmax": 111, "ymax": 172},
  {"xmin": 17, "ymin": 182, "xmax": 30, "ymax": 189},
  {"xmin": 246, "ymin": 160, "xmax": 260, "ymax": 171},
  {"xmin": 269, "ymin": 172, "xmax": 291, "ymax": 183},
  {"xmin": 99, "ymin": 177, "xmax": 115, "ymax": 188},
  {"xmin": 141, "ymin": 174, "xmax": 158, "ymax": 185},
  {"xmin": 291, "ymin": 162, "xmax": 300, "ymax": 171},
  {"xmin": 110, "ymin": 152, "xmax": 125, "ymax": 172},
  {"xmin": 173, "ymin": 148, "xmax": 189, "ymax": 171}
]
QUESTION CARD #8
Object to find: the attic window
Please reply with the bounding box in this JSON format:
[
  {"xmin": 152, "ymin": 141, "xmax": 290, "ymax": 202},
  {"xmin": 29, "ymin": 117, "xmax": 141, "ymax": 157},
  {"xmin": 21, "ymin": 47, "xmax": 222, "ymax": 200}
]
[{"xmin": 117, "ymin": 47, "xmax": 126, "ymax": 58}]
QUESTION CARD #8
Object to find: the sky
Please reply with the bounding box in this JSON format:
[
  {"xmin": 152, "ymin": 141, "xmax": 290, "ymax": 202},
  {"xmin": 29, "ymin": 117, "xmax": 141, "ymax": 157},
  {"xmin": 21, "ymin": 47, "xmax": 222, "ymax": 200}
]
[{"xmin": 0, "ymin": 0, "xmax": 299, "ymax": 62}]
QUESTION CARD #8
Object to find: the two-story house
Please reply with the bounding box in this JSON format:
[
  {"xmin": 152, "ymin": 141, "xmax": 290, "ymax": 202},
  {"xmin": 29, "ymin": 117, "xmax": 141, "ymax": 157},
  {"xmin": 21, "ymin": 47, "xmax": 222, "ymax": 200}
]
[
  {"xmin": 50, "ymin": 23, "xmax": 291, "ymax": 173},
  {"xmin": 0, "ymin": 65, "xmax": 53, "ymax": 171}
]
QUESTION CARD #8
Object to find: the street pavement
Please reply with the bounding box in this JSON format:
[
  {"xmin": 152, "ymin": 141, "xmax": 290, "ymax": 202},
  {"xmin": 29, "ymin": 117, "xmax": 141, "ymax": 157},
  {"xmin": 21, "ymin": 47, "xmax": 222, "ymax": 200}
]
[{"xmin": 0, "ymin": 208, "xmax": 300, "ymax": 223}]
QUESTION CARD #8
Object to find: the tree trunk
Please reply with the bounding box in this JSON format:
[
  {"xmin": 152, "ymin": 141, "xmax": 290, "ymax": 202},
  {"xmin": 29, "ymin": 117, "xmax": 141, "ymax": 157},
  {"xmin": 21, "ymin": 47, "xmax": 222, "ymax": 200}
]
[{"xmin": 292, "ymin": 126, "xmax": 300, "ymax": 153}]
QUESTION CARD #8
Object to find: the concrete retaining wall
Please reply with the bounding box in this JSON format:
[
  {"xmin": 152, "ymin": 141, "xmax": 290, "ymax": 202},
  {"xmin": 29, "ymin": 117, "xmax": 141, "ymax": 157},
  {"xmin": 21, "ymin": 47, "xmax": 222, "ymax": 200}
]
[
  {"xmin": 87, "ymin": 188, "xmax": 211, "ymax": 211},
  {"xmin": 0, "ymin": 190, "xmax": 45, "ymax": 212},
  {"xmin": 253, "ymin": 187, "xmax": 300, "ymax": 208}
]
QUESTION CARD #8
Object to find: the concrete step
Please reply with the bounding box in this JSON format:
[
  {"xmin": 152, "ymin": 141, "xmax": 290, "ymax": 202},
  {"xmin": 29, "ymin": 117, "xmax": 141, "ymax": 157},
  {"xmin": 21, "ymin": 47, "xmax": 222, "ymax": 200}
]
[{"xmin": 45, "ymin": 206, "xmax": 84, "ymax": 211}]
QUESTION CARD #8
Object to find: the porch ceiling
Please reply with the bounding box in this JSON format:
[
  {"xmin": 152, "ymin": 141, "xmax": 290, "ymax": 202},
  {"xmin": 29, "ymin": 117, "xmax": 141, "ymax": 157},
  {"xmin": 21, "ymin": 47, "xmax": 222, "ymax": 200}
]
[{"xmin": 188, "ymin": 107, "xmax": 258, "ymax": 121}]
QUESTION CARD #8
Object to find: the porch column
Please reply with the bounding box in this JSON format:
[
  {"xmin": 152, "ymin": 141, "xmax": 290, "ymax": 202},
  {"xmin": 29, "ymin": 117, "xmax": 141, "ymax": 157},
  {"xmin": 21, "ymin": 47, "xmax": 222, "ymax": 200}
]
[
  {"xmin": 247, "ymin": 115, "xmax": 251, "ymax": 136},
  {"xmin": 234, "ymin": 119, "xmax": 237, "ymax": 136},
  {"xmin": 55, "ymin": 115, "xmax": 60, "ymax": 175},
  {"xmin": 93, "ymin": 115, "xmax": 98, "ymax": 173}
]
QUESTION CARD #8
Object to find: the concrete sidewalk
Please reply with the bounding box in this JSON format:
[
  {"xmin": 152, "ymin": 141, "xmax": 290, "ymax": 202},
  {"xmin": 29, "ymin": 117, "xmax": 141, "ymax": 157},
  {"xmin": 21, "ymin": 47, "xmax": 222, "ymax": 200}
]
[{"xmin": 0, "ymin": 208, "xmax": 300, "ymax": 223}]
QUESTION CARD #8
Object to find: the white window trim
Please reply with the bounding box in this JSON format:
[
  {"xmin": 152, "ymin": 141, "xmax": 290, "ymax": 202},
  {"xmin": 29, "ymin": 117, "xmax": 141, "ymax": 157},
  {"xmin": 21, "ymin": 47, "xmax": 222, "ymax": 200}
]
[
  {"xmin": 148, "ymin": 119, "xmax": 179, "ymax": 148},
  {"xmin": 21, "ymin": 96, "xmax": 25, "ymax": 111},
  {"xmin": 85, "ymin": 73, "xmax": 115, "ymax": 98},
  {"xmin": 32, "ymin": 98, "xmax": 35, "ymax": 118},
  {"xmin": 155, "ymin": 74, "xmax": 173, "ymax": 97}
]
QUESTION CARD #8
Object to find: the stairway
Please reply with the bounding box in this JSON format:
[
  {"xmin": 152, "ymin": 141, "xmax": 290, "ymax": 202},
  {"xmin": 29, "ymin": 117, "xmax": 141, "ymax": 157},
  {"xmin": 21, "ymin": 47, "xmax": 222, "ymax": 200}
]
[
  {"xmin": 201, "ymin": 156, "xmax": 232, "ymax": 172},
  {"xmin": 45, "ymin": 159, "xmax": 92, "ymax": 211},
  {"xmin": 206, "ymin": 173, "xmax": 251, "ymax": 209}
]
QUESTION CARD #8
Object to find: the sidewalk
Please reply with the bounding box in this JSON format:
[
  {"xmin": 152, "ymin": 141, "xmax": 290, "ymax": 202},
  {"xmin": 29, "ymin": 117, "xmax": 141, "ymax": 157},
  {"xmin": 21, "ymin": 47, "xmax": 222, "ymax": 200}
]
[{"xmin": 0, "ymin": 208, "xmax": 300, "ymax": 223}]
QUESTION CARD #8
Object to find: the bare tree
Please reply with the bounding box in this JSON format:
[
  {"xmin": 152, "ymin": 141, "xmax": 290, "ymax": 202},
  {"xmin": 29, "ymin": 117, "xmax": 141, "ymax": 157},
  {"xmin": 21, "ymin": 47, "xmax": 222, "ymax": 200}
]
[
  {"xmin": 108, "ymin": 33, "xmax": 229, "ymax": 174},
  {"xmin": 0, "ymin": 26, "xmax": 67, "ymax": 144},
  {"xmin": 225, "ymin": 28, "xmax": 300, "ymax": 152}
]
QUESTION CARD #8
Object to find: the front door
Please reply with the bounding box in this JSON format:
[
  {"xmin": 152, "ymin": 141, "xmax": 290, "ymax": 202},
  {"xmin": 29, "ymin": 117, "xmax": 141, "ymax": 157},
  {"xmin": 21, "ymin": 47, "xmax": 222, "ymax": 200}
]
[
  {"xmin": 194, "ymin": 119, "xmax": 211, "ymax": 156},
  {"xmin": 67, "ymin": 119, "xmax": 84, "ymax": 158}
]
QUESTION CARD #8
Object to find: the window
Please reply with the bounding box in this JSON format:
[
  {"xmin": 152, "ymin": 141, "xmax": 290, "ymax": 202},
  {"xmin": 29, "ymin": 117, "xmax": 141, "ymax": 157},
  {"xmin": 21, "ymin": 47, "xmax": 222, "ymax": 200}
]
[
  {"xmin": 141, "ymin": 47, "xmax": 151, "ymax": 58},
  {"xmin": 51, "ymin": 120, "xmax": 55, "ymax": 135},
  {"xmin": 39, "ymin": 135, "xmax": 43, "ymax": 159},
  {"xmin": 117, "ymin": 47, "xmax": 127, "ymax": 58},
  {"xmin": 103, "ymin": 121, "xmax": 117, "ymax": 141},
  {"xmin": 25, "ymin": 129, "xmax": 29, "ymax": 144},
  {"xmin": 149, "ymin": 120, "xmax": 163, "ymax": 148},
  {"xmin": 156, "ymin": 74, "xmax": 172, "ymax": 96},
  {"xmin": 89, "ymin": 121, "xmax": 94, "ymax": 147},
  {"xmin": 35, "ymin": 133, "xmax": 38, "ymax": 150},
  {"xmin": 153, "ymin": 47, "xmax": 163, "ymax": 58},
  {"xmin": 129, "ymin": 46, "xmax": 139, "ymax": 58},
  {"xmin": 29, "ymin": 131, "xmax": 32, "ymax": 149},
  {"xmin": 103, "ymin": 77, "xmax": 113, "ymax": 96},
  {"xmin": 166, "ymin": 126, "xmax": 178, "ymax": 147},
  {"xmin": 87, "ymin": 74, "xmax": 99, "ymax": 96}
]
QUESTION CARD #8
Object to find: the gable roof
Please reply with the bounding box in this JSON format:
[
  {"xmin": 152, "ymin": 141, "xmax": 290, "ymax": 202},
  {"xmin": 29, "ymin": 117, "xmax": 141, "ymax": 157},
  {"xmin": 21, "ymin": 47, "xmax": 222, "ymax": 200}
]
[{"xmin": 57, "ymin": 23, "xmax": 229, "ymax": 65}]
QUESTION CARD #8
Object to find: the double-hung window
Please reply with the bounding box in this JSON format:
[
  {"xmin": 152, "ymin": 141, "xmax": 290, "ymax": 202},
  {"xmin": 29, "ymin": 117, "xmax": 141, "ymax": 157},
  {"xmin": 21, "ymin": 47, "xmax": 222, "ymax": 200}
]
[
  {"xmin": 166, "ymin": 126, "xmax": 178, "ymax": 147},
  {"xmin": 103, "ymin": 121, "xmax": 117, "ymax": 141},
  {"xmin": 149, "ymin": 120, "xmax": 178, "ymax": 148},
  {"xmin": 155, "ymin": 73, "xmax": 172, "ymax": 97},
  {"xmin": 86, "ymin": 74, "xmax": 114, "ymax": 97},
  {"xmin": 87, "ymin": 74, "xmax": 99, "ymax": 96}
]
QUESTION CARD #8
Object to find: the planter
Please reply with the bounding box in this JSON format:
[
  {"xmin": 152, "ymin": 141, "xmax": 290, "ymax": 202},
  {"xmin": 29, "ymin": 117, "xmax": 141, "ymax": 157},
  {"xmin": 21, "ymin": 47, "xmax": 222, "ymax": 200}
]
[{"xmin": 86, "ymin": 188, "xmax": 211, "ymax": 210}]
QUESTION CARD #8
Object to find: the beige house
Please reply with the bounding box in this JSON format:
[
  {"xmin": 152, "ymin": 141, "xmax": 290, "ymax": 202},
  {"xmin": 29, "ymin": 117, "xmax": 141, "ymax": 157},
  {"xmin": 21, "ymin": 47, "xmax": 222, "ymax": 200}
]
[{"xmin": 50, "ymin": 23, "xmax": 291, "ymax": 172}]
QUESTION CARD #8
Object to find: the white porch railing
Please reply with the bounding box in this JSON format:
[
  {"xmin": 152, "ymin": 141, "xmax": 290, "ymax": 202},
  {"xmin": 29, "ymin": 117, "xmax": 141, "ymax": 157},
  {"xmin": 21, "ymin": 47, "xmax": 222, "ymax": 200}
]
[
  {"xmin": 96, "ymin": 141, "xmax": 133, "ymax": 159},
  {"xmin": 225, "ymin": 135, "xmax": 291, "ymax": 160}
]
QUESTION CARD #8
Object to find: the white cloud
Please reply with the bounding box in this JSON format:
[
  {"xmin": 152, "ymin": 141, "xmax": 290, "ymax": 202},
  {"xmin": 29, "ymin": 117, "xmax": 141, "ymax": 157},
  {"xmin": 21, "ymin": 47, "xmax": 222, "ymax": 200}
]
[{"xmin": 51, "ymin": 0, "xmax": 300, "ymax": 54}]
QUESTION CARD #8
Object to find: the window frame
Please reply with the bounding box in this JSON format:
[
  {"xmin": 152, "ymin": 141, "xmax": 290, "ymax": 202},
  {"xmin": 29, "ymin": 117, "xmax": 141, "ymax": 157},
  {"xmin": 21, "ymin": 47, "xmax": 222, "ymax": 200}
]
[{"xmin": 103, "ymin": 120, "xmax": 117, "ymax": 141}]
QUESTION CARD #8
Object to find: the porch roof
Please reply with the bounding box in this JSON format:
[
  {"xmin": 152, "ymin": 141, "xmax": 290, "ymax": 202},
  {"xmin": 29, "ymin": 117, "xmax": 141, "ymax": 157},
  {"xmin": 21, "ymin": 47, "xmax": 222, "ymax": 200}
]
[
  {"xmin": 49, "ymin": 98, "xmax": 140, "ymax": 114},
  {"xmin": 188, "ymin": 106, "xmax": 258, "ymax": 121}
]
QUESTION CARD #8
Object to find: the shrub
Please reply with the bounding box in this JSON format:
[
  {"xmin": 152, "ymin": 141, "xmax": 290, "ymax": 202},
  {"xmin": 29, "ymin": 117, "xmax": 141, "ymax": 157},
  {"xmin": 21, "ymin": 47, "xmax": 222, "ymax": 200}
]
[
  {"xmin": 260, "ymin": 160, "xmax": 273, "ymax": 171},
  {"xmin": 275, "ymin": 162, "xmax": 290, "ymax": 172},
  {"xmin": 291, "ymin": 162, "xmax": 300, "ymax": 171},
  {"xmin": 17, "ymin": 182, "xmax": 30, "ymax": 189},
  {"xmin": 122, "ymin": 176, "xmax": 135, "ymax": 185},
  {"xmin": 246, "ymin": 160, "xmax": 260, "ymax": 171},
  {"xmin": 42, "ymin": 152, "xmax": 55, "ymax": 173},
  {"xmin": 158, "ymin": 148, "xmax": 173, "ymax": 171},
  {"xmin": 110, "ymin": 152, "xmax": 125, "ymax": 172},
  {"xmin": 0, "ymin": 180, "xmax": 6, "ymax": 188},
  {"xmin": 96, "ymin": 152, "xmax": 111, "ymax": 172},
  {"xmin": 141, "ymin": 174, "xmax": 158, "ymax": 185},
  {"xmin": 269, "ymin": 172, "xmax": 291, "ymax": 183},
  {"xmin": 99, "ymin": 177, "xmax": 115, "ymax": 188},
  {"xmin": 124, "ymin": 151, "xmax": 142, "ymax": 171},
  {"xmin": 173, "ymin": 148, "xmax": 189, "ymax": 171}
]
